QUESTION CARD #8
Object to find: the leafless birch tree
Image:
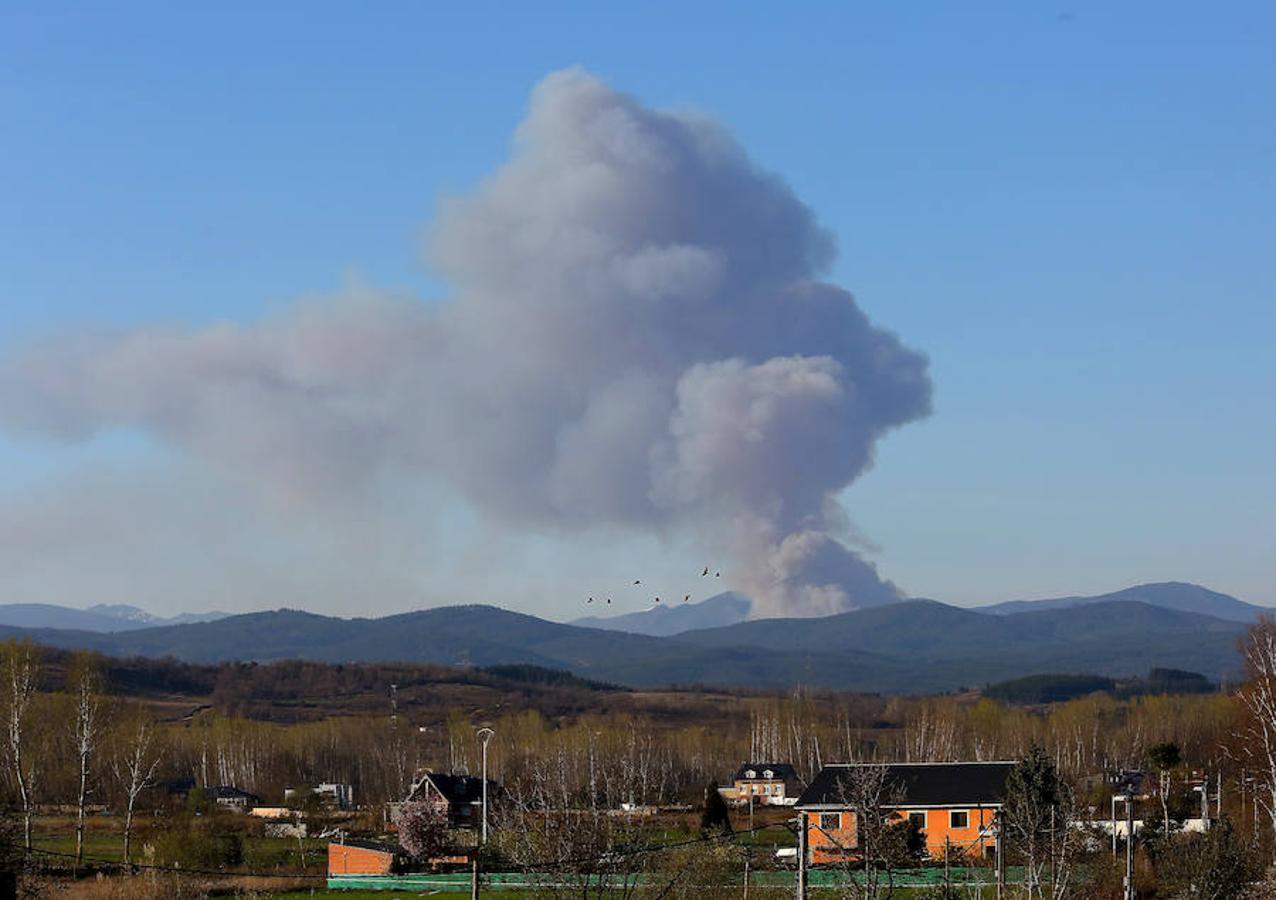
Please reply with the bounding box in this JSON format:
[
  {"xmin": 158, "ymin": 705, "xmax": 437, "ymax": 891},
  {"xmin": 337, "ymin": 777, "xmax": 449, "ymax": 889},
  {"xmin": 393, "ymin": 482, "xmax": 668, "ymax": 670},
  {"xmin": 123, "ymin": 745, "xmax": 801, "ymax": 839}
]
[
  {"xmin": 111, "ymin": 713, "xmax": 163, "ymax": 864},
  {"xmin": 68, "ymin": 654, "xmax": 104, "ymax": 865},
  {"xmin": 0, "ymin": 641, "xmax": 39, "ymax": 850}
]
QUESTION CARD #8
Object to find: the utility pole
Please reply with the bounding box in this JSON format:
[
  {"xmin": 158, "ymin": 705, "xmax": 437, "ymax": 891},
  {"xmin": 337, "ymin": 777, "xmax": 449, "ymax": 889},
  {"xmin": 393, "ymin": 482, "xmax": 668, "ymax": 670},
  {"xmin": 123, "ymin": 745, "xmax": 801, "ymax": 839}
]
[
  {"xmin": 1124, "ymin": 790, "xmax": 1135, "ymax": 900},
  {"xmin": 477, "ymin": 727, "xmax": 495, "ymax": 846},
  {"xmin": 1050, "ymin": 805, "xmax": 1056, "ymax": 895},
  {"xmin": 796, "ymin": 814, "xmax": 808, "ymax": 900},
  {"xmin": 470, "ymin": 853, "xmax": 480, "ymax": 900},
  {"xmin": 1111, "ymin": 793, "xmax": 1118, "ymax": 856}
]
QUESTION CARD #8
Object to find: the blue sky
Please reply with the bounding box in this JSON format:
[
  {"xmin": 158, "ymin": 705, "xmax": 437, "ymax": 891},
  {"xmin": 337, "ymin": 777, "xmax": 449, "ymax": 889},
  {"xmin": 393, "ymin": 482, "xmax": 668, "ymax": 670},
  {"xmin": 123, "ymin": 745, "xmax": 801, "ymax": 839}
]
[{"xmin": 2, "ymin": 2, "xmax": 1273, "ymax": 615}]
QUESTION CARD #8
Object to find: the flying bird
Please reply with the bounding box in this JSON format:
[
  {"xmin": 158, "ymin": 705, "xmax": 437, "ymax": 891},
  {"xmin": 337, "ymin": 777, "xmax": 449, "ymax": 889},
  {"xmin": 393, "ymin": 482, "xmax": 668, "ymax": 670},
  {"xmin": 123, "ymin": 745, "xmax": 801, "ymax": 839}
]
[
  {"xmin": 633, "ymin": 580, "xmax": 641, "ymax": 585},
  {"xmin": 606, "ymin": 598, "xmax": 612, "ymax": 604},
  {"xmin": 587, "ymin": 597, "xmax": 594, "ymax": 604},
  {"xmin": 715, "ymin": 571, "xmax": 721, "ymax": 578},
  {"xmin": 701, "ymin": 567, "xmax": 709, "ymax": 577},
  {"xmin": 654, "ymin": 596, "xmax": 661, "ymax": 603},
  {"xmin": 683, "ymin": 594, "xmax": 690, "ymax": 602}
]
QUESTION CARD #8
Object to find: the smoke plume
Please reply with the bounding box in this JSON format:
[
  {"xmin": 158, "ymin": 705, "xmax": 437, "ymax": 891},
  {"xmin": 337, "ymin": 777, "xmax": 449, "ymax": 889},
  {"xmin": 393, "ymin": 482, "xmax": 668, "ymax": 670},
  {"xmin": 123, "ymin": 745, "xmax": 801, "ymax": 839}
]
[{"xmin": 0, "ymin": 69, "xmax": 931, "ymax": 617}]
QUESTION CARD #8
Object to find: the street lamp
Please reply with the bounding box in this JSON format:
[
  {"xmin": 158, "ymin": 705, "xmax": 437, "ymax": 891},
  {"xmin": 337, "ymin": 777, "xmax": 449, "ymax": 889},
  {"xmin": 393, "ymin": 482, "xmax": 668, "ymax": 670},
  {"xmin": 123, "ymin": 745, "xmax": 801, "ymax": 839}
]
[{"xmin": 477, "ymin": 727, "xmax": 495, "ymax": 845}]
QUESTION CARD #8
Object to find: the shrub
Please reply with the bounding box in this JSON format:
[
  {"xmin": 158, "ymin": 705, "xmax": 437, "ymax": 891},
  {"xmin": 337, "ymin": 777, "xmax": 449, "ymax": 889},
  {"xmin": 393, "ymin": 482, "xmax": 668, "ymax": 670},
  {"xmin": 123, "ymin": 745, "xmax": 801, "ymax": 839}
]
[
  {"xmin": 150, "ymin": 822, "xmax": 244, "ymax": 870},
  {"xmin": 1155, "ymin": 819, "xmax": 1260, "ymax": 900}
]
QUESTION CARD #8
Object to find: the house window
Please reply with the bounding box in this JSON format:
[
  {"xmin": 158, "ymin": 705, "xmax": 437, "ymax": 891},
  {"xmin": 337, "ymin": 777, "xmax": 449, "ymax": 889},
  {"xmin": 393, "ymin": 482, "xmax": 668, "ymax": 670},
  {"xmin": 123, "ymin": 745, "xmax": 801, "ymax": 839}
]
[
  {"xmin": 746, "ymin": 770, "xmax": 756, "ymax": 779},
  {"xmin": 950, "ymin": 810, "xmax": 969, "ymax": 829},
  {"xmin": 763, "ymin": 770, "xmax": 774, "ymax": 779},
  {"xmin": 908, "ymin": 812, "xmax": 926, "ymax": 830},
  {"xmin": 819, "ymin": 813, "xmax": 841, "ymax": 831}
]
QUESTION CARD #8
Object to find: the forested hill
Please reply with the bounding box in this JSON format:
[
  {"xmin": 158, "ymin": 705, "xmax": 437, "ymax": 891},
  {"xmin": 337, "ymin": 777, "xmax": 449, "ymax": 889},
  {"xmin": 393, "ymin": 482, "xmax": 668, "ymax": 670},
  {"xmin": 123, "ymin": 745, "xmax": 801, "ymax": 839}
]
[{"xmin": 0, "ymin": 596, "xmax": 1250, "ymax": 694}]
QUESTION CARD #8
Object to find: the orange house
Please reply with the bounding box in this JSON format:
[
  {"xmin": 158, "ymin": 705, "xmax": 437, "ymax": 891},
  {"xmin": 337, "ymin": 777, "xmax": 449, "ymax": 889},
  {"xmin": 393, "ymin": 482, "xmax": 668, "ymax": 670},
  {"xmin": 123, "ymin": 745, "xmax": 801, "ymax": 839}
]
[{"xmin": 796, "ymin": 762, "xmax": 1014, "ymax": 865}]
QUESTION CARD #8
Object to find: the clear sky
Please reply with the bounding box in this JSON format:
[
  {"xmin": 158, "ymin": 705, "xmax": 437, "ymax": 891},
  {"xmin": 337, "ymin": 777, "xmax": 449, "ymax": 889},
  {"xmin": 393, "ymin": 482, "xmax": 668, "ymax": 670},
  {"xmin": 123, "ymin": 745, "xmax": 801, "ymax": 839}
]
[{"xmin": 2, "ymin": 2, "xmax": 1273, "ymax": 618}]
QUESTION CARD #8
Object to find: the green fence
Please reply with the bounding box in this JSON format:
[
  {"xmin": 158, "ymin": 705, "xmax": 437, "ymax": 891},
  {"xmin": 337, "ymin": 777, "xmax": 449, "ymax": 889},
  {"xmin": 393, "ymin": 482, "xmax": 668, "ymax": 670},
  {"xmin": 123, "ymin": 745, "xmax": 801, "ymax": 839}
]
[{"xmin": 329, "ymin": 866, "xmax": 1026, "ymax": 892}]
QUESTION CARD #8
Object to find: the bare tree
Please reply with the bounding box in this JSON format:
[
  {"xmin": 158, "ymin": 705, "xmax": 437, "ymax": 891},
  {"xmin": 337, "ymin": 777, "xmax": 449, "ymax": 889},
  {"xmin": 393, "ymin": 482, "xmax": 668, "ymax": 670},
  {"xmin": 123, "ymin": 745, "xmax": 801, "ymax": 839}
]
[
  {"xmin": 68, "ymin": 654, "xmax": 104, "ymax": 865},
  {"xmin": 0, "ymin": 641, "xmax": 39, "ymax": 850},
  {"xmin": 493, "ymin": 768, "xmax": 644, "ymax": 898},
  {"xmin": 111, "ymin": 713, "xmax": 164, "ymax": 864},
  {"xmin": 819, "ymin": 764, "xmax": 913, "ymax": 899},
  {"xmin": 1239, "ymin": 617, "xmax": 1276, "ymax": 859}
]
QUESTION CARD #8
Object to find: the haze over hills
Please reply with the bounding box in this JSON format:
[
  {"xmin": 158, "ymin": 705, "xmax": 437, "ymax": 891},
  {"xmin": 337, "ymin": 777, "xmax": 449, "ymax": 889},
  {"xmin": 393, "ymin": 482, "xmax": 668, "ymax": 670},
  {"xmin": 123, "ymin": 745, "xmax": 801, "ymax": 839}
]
[
  {"xmin": 0, "ymin": 583, "xmax": 1255, "ymax": 693},
  {"xmin": 0, "ymin": 603, "xmax": 229, "ymax": 633}
]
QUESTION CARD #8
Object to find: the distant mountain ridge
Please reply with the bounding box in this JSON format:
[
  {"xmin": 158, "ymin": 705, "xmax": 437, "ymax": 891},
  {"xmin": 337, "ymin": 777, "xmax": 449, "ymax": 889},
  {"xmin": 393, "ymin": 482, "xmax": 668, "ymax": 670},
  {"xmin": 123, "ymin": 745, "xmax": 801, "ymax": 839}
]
[
  {"xmin": 572, "ymin": 591, "xmax": 751, "ymax": 636},
  {"xmin": 975, "ymin": 582, "xmax": 1267, "ymax": 623},
  {"xmin": 0, "ymin": 603, "xmax": 229, "ymax": 633},
  {"xmin": 0, "ymin": 582, "xmax": 1258, "ymax": 693}
]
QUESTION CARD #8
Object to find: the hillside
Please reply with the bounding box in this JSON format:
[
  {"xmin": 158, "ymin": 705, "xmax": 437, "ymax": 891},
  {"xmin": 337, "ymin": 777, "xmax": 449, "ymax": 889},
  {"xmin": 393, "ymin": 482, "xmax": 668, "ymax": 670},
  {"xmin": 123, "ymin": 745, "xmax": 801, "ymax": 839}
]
[{"xmin": 0, "ymin": 594, "xmax": 1251, "ymax": 693}]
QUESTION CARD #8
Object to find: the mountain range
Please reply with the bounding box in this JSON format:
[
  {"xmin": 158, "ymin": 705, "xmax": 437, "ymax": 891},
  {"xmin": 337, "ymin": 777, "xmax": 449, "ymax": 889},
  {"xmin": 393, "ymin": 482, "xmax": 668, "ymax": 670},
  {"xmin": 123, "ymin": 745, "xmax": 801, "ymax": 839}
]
[
  {"xmin": 0, "ymin": 582, "xmax": 1261, "ymax": 693},
  {"xmin": 572, "ymin": 581, "xmax": 1271, "ymax": 635},
  {"xmin": 0, "ymin": 603, "xmax": 229, "ymax": 633},
  {"xmin": 975, "ymin": 582, "xmax": 1268, "ymax": 623}
]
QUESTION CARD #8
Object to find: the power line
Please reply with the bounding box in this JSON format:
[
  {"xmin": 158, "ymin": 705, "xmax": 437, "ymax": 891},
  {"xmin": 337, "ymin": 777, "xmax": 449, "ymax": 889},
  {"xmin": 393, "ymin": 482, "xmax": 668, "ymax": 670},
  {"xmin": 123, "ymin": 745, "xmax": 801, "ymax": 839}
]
[
  {"xmin": 25, "ymin": 845, "xmax": 326, "ymax": 880},
  {"xmin": 26, "ymin": 817, "xmax": 793, "ymax": 883}
]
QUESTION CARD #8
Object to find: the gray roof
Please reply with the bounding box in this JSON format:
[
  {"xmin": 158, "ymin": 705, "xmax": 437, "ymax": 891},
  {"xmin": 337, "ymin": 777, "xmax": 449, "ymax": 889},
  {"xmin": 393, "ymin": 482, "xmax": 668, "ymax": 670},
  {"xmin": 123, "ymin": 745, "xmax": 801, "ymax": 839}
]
[
  {"xmin": 408, "ymin": 772, "xmax": 496, "ymax": 805},
  {"xmin": 797, "ymin": 762, "xmax": 1015, "ymax": 808}
]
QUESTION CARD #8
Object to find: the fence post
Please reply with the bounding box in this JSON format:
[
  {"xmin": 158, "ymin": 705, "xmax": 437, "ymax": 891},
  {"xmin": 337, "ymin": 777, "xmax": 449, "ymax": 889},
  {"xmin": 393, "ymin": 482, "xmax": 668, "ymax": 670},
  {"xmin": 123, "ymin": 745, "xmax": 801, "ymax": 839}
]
[
  {"xmin": 471, "ymin": 852, "xmax": 480, "ymax": 900},
  {"xmin": 796, "ymin": 814, "xmax": 808, "ymax": 900},
  {"xmin": 995, "ymin": 809, "xmax": 1006, "ymax": 899}
]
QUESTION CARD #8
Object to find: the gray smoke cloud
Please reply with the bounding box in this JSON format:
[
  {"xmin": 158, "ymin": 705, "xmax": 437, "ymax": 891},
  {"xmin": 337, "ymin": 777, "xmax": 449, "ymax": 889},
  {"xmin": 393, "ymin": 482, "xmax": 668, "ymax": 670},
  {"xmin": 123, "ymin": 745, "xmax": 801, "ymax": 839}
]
[{"xmin": 0, "ymin": 69, "xmax": 931, "ymax": 617}]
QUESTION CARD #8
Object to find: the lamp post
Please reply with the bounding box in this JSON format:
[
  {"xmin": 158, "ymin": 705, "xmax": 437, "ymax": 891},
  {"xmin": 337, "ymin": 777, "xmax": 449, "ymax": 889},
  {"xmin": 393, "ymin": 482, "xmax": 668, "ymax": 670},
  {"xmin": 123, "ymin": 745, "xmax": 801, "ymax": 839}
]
[{"xmin": 477, "ymin": 728, "xmax": 495, "ymax": 845}]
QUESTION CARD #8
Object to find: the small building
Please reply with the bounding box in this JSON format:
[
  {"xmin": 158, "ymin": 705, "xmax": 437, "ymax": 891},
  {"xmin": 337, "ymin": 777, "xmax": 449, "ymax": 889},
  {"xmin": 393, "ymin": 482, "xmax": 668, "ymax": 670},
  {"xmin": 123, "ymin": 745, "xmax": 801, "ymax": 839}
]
[
  {"xmin": 796, "ymin": 761, "xmax": 1014, "ymax": 864},
  {"xmin": 328, "ymin": 838, "xmax": 397, "ymax": 876},
  {"xmin": 206, "ymin": 785, "xmax": 261, "ymax": 812},
  {"xmin": 1107, "ymin": 769, "xmax": 1152, "ymax": 799},
  {"xmin": 317, "ymin": 782, "xmax": 355, "ymax": 810},
  {"xmin": 265, "ymin": 821, "xmax": 307, "ymax": 838},
  {"xmin": 248, "ymin": 806, "xmax": 294, "ymax": 820},
  {"xmin": 285, "ymin": 782, "xmax": 355, "ymax": 810},
  {"xmin": 404, "ymin": 771, "xmax": 497, "ymax": 828},
  {"xmin": 155, "ymin": 776, "xmax": 196, "ymax": 800},
  {"xmin": 728, "ymin": 763, "xmax": 804, "ymax": 806}
]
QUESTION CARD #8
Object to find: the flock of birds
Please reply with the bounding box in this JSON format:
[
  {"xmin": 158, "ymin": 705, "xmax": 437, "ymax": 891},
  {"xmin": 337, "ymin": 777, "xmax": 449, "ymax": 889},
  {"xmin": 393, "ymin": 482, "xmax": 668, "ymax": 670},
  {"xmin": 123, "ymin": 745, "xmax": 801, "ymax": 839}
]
[{"xmin": 586, "ymin": 566, "xmax": 721, "ymax": 611}]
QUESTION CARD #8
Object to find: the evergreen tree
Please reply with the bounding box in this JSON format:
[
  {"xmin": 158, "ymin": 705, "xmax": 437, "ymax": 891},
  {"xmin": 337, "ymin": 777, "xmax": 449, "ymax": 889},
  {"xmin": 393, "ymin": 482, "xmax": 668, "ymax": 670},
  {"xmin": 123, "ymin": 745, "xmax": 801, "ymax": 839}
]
[
  {"xmin": 700, "ymin": 781, "xmax": 732, "ymax": 834},
  {"xmin": 1005, "ymin": 744, "xmax": 1074, "ymax": 897}
]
